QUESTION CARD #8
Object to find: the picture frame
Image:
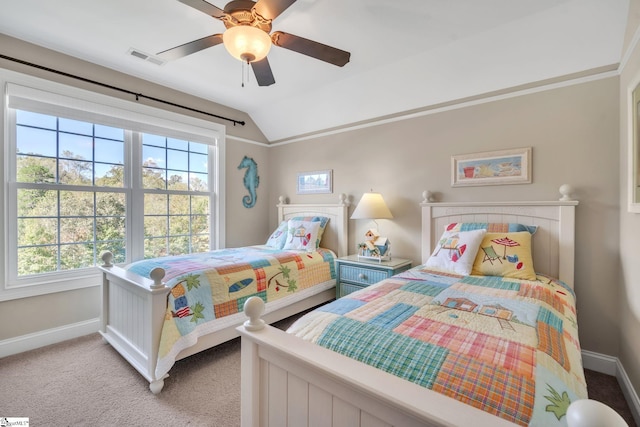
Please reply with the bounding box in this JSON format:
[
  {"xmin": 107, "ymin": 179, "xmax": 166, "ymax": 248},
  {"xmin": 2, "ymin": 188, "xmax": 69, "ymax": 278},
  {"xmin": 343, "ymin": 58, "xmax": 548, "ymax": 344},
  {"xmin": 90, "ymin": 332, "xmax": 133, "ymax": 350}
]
[
  {"xmin": 297, "ymin": 169, "xmax": 333, "ymax": 194},
  {"xmin": 451, "ymin": 147, "xmax": 532, "ymax": 187}
]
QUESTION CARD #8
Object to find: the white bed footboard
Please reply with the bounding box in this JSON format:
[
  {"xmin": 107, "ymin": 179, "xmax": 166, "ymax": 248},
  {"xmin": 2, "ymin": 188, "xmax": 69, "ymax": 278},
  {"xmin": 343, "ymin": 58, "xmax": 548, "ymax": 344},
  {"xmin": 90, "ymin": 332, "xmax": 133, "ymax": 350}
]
[
  {"xmin": 99, "ymin": 259, "xmax": 170, "ymax": 394},
  {"xmin": 238, "ymin": 297, "xmax": 515, "ymax": 427},
  {"xmin": 99, "ymin": 257, "xmax": 337, "ymax": 395}
]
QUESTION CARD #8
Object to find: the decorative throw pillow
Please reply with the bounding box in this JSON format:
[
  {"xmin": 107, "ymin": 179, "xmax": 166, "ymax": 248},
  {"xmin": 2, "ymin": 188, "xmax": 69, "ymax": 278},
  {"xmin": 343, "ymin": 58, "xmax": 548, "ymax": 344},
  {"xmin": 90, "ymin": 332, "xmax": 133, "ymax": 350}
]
[
  {"xmin": 288, "ymin": 216, "xmax": 329, "ymax": 249},
  {"xmin": 425, "ymin": 229, "xmax": 486, "ymax": 275},
  {"xmin": 283, "ymin": 220, "xmax": 321, "ymax": 251},
  {"xmin": 471, "ymin": 231, "xmax": 537, "ymax": 280},
  {"xmin": 445, "ymin": 222, "xmax": 538, "ymax": 235},
  {"xmin": 265, "ymin": 221, "xmax": 288, "ymax": 249}
]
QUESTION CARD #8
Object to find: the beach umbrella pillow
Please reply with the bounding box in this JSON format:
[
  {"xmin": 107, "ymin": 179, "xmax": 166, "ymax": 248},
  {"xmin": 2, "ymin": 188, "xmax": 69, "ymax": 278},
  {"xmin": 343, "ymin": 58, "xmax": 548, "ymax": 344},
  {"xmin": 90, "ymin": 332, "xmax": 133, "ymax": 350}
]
[{"xmin": 471, "ymin": 231, "xmax": 537, "ymax": 280}]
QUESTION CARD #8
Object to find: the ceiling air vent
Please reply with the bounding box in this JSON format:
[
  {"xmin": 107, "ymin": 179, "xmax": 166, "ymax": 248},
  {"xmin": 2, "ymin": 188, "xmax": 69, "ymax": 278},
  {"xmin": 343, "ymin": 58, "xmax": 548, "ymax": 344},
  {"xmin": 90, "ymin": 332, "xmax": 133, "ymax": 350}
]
[{"xmin": 127, "ymin": 48, "xmax": 166, "ymax": 66}]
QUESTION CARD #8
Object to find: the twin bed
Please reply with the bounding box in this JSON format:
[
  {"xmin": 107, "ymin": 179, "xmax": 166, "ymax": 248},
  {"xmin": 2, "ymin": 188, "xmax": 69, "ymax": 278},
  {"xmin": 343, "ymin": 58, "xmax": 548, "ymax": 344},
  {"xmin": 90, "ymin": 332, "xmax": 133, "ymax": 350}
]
[
  {"xmin": 100, "ymin": 190, "xmax": 588, "ymax": 426},
  {"xmin": 98, "ymin": 195, "xmax": 349, "ymax": 394},
  {"xmin": 238, "ymin": 194, "xmax": 584, "ymax": 427}
]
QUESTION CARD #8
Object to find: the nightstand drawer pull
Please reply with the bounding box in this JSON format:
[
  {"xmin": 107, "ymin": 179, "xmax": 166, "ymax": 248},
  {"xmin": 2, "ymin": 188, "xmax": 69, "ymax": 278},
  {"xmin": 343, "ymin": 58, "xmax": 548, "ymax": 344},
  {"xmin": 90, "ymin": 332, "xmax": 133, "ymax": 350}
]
[{"xmin": 340, "ymin": 265, "xmax": 387, "ymax": 285}]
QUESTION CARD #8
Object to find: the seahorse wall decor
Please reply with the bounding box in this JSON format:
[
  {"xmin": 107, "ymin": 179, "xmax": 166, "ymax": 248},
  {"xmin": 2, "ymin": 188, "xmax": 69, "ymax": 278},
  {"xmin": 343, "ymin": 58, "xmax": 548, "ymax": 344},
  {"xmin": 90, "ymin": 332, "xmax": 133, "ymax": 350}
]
[{"xmin": 238, "ymin": 155, "xmax": 259, "ymax": 208}]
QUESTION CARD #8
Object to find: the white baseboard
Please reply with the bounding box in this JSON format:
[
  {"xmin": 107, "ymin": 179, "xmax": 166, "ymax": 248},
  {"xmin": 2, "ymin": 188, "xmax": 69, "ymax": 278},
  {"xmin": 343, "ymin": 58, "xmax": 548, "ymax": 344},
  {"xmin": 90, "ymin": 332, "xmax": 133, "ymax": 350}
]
[
  {"xmin": 582, "ymin": 349, "xmax": 640, "ymax": 426},
  {"xmin": 582, "ymin": 349, "xmax": 618, "ymax": 375},
  {"xmin": 0, "ymin": 317, "xmax": 100, "ymax": 358},
  {"xmin": 616, "ymin": 358, "xmax": 640, "ymax": 426}
]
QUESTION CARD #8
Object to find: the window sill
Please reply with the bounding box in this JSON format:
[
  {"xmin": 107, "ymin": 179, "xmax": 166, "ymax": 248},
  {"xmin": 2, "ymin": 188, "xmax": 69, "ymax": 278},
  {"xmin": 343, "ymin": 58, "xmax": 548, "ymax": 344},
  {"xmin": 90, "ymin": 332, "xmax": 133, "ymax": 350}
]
[{"xmin": 1, "ymin": 268, "xmax": 102, "ymax": 302}]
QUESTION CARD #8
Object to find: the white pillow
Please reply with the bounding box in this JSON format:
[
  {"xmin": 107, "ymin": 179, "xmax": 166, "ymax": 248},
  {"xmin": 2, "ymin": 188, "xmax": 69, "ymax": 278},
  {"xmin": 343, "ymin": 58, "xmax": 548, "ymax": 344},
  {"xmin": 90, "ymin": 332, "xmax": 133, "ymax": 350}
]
[
  {"xmin": 283, "ymin": 220, "xmax": 321, "ymax": 251},
  {"xmin": 265, "ymin": 221, "xmax": 288, "ymax": 249},
  {"xmin": 425, "ymin": 229, "xmax": 486, "ymax": 275}
]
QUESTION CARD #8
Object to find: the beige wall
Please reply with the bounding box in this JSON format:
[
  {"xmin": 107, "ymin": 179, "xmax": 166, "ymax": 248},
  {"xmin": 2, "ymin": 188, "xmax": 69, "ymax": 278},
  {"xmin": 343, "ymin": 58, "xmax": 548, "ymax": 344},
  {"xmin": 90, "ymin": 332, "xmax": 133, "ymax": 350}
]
[
  {"xmin": 619, "ymin": 0, "xmax": 640, "ymax": 398},
  {"xmin": 226, "ymin": 139, "xmax": 270, "ymax": 248},
  {"xmin": 0, "ymin": 287, "xmax": 100, "ymax": 339},
  {"xmin": 269, "ymin": 77, "xmax": 621, "ymax": 356}
]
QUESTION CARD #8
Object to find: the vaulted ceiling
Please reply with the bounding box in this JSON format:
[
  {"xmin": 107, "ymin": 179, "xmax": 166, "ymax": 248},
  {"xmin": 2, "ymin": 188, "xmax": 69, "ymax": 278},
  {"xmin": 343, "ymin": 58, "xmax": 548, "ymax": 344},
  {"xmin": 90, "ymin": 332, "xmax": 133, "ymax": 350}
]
[{"xmin": 0, "ymin": 0, "xmax": 630, "ymax": 142}]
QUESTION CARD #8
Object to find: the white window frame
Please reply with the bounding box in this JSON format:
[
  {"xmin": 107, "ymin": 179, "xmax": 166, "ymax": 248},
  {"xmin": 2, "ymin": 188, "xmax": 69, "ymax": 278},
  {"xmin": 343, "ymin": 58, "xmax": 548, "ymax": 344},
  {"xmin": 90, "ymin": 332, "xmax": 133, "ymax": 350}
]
[{"xmin": 0, "ymin": 69, "xmax": 226, "ymax": 301}]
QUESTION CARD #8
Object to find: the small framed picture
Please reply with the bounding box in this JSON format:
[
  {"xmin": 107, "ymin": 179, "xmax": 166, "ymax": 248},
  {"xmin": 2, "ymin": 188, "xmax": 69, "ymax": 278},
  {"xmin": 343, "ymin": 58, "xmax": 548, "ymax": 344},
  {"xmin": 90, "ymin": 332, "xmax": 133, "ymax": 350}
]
[
  {"xmin": 297, "ymin": 170, "xmax": 332, "ymax": 194},
  {"xmin": 451, "ymin": 147, "xmax": 532, "ymax": 187}
]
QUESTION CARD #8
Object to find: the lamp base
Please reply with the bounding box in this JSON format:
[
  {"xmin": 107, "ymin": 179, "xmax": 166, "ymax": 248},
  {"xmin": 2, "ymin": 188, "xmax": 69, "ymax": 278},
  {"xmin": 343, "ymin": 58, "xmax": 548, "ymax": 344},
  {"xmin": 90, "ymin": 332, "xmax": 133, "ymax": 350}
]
[
  {"xmin": 357, "ymin": 238, "xmax": 390, "ymax": 263},
  {"xmin": 357, "ymin": 243, "xmax": 391, "ymax": 262},
  {"xmin": 357, "ymin": 254, "xmax": 391, "ymax": 263}
]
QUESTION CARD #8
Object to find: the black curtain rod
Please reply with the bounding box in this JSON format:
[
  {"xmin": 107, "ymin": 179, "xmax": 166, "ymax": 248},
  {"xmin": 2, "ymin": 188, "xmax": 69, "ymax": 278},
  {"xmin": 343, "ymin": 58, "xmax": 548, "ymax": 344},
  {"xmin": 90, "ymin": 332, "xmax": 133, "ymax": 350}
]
[{"xmin": 0, "ymin": 54, "xmax": 246, "ymax": 127}]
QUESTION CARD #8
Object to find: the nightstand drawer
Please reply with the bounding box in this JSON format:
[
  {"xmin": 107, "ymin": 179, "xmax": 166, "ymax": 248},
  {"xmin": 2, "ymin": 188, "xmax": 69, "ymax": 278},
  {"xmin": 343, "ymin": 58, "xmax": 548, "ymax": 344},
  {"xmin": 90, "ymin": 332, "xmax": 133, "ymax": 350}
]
[
  {"xmin": 339, "ymin": 283, "xmax": 366, "ymax": 297},
  {"xmin": 339, "ymin": 264, "xmax": 387, "ymax": 286}
]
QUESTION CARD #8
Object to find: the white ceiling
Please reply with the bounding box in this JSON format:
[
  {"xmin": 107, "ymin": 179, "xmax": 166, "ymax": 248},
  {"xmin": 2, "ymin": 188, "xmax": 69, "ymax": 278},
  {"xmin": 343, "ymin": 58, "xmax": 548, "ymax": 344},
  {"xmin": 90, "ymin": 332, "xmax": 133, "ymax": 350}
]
[{"xmin": 0, "ymin": 0, "xmax": 630, "ymax": 142}]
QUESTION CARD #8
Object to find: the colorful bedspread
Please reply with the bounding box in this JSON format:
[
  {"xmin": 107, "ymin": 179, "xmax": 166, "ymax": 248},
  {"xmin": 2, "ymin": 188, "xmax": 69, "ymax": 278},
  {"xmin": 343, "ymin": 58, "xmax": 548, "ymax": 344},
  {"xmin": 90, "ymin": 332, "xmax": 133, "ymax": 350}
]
[
  {"xmin": 288, "ymin": 266, "xmax": 587, "ymax": 426},
  {"xmin": 127, "ymin": 246, "xmax": 336, "ymax": 378}
]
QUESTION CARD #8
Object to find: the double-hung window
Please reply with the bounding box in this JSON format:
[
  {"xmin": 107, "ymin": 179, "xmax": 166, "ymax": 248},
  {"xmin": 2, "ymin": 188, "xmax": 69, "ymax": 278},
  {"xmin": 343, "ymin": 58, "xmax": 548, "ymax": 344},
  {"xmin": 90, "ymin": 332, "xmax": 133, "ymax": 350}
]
[
  {"xmin": 14, "ymin": 111, "xmax": 128, "ymax": 276},
  {"xmin": 139, "ymin": 134, "xmax": 212, "ymax": 258},
  {"xmin": 3, "ymin": 77, "xmax": 225, "ymax": 300}
]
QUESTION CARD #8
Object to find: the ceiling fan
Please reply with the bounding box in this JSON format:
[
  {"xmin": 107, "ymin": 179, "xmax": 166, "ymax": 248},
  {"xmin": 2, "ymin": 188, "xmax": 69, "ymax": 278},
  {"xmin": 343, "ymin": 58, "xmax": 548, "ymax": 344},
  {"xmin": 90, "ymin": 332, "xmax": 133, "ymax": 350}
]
[{"xmin": 157, "ymin": 0, "xmax": 351, "ymax": 86}]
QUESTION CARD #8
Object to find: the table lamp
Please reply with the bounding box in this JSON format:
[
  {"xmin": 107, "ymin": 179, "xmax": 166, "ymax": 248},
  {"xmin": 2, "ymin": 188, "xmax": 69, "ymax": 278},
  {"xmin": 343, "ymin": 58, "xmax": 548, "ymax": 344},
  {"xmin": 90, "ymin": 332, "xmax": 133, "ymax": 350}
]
[{"xmin": 350, "ymin": 191, "xmax": 393, "ymax": 261}]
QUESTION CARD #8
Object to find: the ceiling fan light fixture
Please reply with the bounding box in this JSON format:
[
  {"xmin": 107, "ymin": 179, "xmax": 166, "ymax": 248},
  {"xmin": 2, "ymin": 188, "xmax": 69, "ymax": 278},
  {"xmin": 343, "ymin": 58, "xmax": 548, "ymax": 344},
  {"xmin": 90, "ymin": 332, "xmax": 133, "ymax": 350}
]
[{"xmin": 223, "ymin": 25, "xmax": 272, "ymax": 63}]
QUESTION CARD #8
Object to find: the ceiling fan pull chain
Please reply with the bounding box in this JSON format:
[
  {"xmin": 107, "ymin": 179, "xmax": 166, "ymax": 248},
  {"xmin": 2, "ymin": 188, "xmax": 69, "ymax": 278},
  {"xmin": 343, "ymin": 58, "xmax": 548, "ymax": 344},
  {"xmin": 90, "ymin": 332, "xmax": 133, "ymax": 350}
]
[{"xmin": 241, "ymin": 60, "xmax": 245, "ymax": 88}]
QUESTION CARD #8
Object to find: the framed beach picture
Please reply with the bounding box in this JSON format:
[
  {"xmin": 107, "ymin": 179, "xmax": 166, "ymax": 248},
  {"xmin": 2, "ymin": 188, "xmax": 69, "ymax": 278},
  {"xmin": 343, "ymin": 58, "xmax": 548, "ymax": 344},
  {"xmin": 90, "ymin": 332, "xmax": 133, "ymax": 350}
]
[
  {"xmin": 451, "ymin": 147, "xmax": 532, "ymax": 187},
  {"xmin": 297, "ymin": 169, "xmax": 333, "ymax": 194}
]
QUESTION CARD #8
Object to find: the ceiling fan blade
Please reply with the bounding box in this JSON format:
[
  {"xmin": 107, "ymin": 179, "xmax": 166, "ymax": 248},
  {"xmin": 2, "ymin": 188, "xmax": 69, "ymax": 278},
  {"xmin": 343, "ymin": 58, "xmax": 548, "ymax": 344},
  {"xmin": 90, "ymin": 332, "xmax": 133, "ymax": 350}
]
[
  {"xmin": 178, "ymin": 0, "xmax": 226, "ymax": 19},
  {"xmin": 251, "ymin": 58, "xmax": 276, "ymax": 86},
  {"xmin": 253, "ymin": 0, "xmax": 296, "ymax": 20},
  {"xmin": 271, "ymin": 31, "xmax": 350, "ymax": 67},
  {"xmin": 157, "ymin": 34, "xmax": 224, "ymax": 60}
]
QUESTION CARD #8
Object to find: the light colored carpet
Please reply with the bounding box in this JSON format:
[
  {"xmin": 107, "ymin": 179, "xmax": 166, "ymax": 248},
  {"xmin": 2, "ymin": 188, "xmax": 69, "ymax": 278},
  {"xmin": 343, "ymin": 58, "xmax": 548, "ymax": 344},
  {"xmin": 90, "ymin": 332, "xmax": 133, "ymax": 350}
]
[{"xmin": 0, "ymin": 315, "xmax": 300, "ymax": 427}]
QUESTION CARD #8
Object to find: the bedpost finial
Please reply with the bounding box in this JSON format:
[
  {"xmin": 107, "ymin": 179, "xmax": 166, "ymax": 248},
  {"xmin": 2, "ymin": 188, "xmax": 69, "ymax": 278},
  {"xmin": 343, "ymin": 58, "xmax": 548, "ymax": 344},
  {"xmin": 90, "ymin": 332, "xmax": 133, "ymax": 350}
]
[
  {"xmin": 278, "ymin": 195, "xmax": 287, "ymax": 205},
  {"xmin": 243, "ymin": 296, "xmax": 266, "ymax": 331},
  {"xmin": 559, "ymin": 184, "xmax": 573, "ymax": 201},
  {"xmin": 338, "ymin": 193, "xmax": 349, "ymax": 206},
  {"xmin": 149, "ymin": 267, "xmax": 166, "ymax": 289},
  {"xmin": 101, "ymin": 251, "xmax": 114, "ymax": 267},
  {"xmin": 422, "ymin": 191, "xmax": 436, "ymax": 203}
]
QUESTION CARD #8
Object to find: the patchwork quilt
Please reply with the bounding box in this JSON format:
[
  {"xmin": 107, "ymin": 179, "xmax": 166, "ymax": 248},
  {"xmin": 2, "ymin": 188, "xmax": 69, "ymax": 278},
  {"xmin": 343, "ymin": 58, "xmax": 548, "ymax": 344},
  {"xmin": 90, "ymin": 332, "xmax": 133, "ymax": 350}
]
[
  {"xmin": 288, "ymin": 266, "xmax": 587, "ymax": 426},
  {"xmin": 127, "ymin": 246, "xmax": 336, "ymax": 378}
]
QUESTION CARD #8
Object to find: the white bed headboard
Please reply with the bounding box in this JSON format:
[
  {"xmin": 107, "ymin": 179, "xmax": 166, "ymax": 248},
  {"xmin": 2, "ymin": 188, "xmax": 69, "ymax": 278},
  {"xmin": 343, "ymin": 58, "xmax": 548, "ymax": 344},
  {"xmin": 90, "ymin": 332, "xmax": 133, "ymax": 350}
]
[
  {"xmin": 277, "ymin": 194, "xmax": 350, "ymax": 258},
  {"xmin": 421, "ymin": 194, "xmax": 578, "ymax": 288}
]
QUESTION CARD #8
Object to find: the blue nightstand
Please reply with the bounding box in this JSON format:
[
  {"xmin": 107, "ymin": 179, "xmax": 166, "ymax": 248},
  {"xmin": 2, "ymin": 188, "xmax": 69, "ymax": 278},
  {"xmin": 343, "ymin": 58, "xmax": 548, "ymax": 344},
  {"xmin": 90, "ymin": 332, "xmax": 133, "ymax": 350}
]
[{"xmin": 336, "ymin": 255, "xmax": 412, "ymax": 298}]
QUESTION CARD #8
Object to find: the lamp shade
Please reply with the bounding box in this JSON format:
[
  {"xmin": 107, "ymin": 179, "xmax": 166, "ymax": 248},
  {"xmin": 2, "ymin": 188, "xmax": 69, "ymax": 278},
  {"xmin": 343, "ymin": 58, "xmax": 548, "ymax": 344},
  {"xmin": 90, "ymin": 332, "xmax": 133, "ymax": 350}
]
[
  {"xmin": 350, "ymin": 192, "xmax": 393, "ymax": 220},
  {"xmin": 223, "ymin": 25, "xmax": 272, "ymax": 63}
]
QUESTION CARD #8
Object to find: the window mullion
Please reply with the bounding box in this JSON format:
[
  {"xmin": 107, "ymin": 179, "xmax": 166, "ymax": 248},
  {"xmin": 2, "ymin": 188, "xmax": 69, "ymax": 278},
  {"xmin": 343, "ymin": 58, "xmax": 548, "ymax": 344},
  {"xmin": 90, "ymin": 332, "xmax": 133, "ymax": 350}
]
[
  {"xmin": 128, "ymin": 130, "xmax": 144, "ymax": 263},
  {"xmin": 209, "ymin": 143, "xmax": 220, "ymax": 250}
]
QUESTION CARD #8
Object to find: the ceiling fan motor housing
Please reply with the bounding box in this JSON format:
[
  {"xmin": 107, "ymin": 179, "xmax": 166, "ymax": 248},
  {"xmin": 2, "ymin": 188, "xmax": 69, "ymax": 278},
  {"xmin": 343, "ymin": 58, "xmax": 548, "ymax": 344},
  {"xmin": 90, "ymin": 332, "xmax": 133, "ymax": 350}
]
[{"xmin": 223, "ymin": 0, "xmax": 272, "ymax": 33}]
